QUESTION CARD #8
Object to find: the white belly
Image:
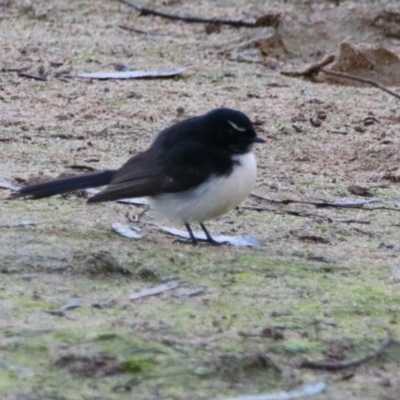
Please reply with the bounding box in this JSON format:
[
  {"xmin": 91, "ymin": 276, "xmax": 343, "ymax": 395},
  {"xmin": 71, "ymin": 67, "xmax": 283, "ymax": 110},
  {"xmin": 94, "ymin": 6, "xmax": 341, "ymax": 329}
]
[{"xmin": 152, "ymin": 152, "xmax": 257, "ymax": 223}]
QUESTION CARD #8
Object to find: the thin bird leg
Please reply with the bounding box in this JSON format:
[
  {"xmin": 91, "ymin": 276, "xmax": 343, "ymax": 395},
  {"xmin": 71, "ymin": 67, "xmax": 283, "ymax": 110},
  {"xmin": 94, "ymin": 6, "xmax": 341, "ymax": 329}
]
[
  {"xmin": 200, "ymin": 223, "xmax": 222, "ymax": 246},
  {"xmin": 185, "ymin": 223, "xmax": 198, "ymax": 245}
]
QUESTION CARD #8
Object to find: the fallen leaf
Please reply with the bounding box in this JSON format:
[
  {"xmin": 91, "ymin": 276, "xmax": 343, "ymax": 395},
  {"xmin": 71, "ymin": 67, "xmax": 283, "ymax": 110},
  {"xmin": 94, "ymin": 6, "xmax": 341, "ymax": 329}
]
[
  {"xmin": 0, "ymin": 221, "xmax": 36, "ymax": 228},
  {"xmin": 59, "ymin": 298, "xmax": 84, "ymax": 312},
  {"xmin": 217, "ymin": 381, "xmax": 326, "ymax": 400},
  {"xmin": 112, "ymin": 223, "xmax": 142, "ymax": 239},
  {"xmin": 77, "ymin": 67, "xmax": 186, "ymax": 80},
  {"xmin": 326, "ymin": 41, "xmax": 400, "ymax": 86},
  {"xmin": 130, "ymin": 281, "xmax": 178, "ymax": 300},
  {"xmin": 0, "ymin": 181, "xmax": 21, "ymax": 191},
  {"xmin": 160, "ymin": 226, "xmax": 261, "ymax": 247}
]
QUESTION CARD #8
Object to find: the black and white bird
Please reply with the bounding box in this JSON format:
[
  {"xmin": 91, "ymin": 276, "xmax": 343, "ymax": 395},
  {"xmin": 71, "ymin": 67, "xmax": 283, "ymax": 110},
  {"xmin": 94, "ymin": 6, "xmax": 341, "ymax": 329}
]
[{"xmin": 14, "ymin": 108, "xmax": 265, "ymax": 245}]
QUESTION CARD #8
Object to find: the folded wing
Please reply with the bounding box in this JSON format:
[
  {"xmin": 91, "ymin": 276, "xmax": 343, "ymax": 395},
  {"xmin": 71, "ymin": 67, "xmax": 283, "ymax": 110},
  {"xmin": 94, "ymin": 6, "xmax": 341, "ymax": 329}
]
[{"xmin": 88, "ymin": 143, "xmax": 232, "ymax": 203}]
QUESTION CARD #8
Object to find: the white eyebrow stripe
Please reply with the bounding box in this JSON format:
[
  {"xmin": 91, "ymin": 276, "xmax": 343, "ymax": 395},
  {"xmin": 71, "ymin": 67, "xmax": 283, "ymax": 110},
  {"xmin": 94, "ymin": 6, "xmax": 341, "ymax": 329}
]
[{"xmin": 228, "ymin": 120, "xmax": 246, "ymax": 132}]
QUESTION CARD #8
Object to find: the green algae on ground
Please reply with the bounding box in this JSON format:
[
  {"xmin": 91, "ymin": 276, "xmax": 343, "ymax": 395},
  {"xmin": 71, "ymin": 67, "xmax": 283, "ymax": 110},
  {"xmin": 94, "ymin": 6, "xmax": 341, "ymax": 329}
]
[{"xmin": 122, "ymin": 357, "xmax": 157, "ymax": 374}]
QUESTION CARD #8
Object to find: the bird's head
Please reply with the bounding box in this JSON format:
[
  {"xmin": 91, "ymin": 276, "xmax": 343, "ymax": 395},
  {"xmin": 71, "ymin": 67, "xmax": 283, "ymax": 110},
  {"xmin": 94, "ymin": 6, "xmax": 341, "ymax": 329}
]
[{"xmin": 205, "ymin": 108, "xmax": 265, "ymax": 154}]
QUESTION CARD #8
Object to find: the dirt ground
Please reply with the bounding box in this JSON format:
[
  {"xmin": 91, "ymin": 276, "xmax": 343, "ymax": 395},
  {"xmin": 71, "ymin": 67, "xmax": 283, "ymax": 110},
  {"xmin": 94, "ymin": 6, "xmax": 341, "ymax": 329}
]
[{"xmin": 1, "ymin": 1, "xmax": 400, "ymax": 399}]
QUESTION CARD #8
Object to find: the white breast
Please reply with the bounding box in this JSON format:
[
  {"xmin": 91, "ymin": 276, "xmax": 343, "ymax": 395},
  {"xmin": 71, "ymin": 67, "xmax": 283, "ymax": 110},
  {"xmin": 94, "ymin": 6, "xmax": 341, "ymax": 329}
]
[{"xmin": 152, "ymin": 152, "xmax": 257, "ymax": 223}]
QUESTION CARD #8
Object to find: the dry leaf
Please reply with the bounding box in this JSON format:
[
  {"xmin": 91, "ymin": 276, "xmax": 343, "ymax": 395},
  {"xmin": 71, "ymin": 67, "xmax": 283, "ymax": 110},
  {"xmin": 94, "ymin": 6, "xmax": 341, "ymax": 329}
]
[{"xmin": 78, "ymin": 68, "xmax": 186, "ymax": 80}]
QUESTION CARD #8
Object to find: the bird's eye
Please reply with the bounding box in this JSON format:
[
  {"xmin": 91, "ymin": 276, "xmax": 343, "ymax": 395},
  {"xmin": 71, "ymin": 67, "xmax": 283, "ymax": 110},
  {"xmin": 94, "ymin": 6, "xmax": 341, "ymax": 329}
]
[{"xmin": 227, "ymin": 120, "xmax": 246, "ymax": 132}]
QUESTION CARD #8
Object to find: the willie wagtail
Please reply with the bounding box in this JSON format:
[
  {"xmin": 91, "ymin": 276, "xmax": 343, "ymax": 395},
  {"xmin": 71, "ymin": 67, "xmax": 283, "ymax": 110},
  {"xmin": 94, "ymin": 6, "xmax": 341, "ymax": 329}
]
[{"xmin": 14, "ymin": 108, "xmax": 265, "ymax": 245}]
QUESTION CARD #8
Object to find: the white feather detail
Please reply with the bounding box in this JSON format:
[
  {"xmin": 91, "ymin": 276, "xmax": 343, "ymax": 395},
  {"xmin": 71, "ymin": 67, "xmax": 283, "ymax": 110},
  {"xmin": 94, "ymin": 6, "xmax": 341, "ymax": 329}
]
[
  {"xmin": 227, "ymin": 120, "xmax": 246, "ymax": 132},
  {"xmin": 152, "ymin": 152, "xmax": 257, "ymax": 223}
]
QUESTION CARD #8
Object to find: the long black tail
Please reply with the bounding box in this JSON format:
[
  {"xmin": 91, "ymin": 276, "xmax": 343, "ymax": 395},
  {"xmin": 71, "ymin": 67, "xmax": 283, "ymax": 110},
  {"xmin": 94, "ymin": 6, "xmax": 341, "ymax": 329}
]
[{"xmin": 14, "ymin": 170, "xmax": 116, "ymax": 199}]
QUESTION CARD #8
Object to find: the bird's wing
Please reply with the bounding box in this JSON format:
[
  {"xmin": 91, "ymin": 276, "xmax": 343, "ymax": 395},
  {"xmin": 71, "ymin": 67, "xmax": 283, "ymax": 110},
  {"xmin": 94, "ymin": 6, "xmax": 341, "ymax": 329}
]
[{"xmin": 88, "ymin": 143, "xmax": 232, "ymax": 203}]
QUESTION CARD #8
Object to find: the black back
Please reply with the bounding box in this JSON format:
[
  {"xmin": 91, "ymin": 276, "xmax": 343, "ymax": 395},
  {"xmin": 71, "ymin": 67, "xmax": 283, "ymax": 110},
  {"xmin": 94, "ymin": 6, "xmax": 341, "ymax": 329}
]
[{"xmin": 88, "ymin": 108, "xmax": 261, "ymax": 203}]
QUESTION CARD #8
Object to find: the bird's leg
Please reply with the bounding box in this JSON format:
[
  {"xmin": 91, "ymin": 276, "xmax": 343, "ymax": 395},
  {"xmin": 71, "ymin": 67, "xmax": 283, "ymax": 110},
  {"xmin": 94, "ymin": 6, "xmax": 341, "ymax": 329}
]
[
  {"xmin": 200, "ymin": 223, "xmax": 224, "ymax": 246},
  {"xmin": 185, "ymin": 223, "xmax": 199, "ymax": 245}
]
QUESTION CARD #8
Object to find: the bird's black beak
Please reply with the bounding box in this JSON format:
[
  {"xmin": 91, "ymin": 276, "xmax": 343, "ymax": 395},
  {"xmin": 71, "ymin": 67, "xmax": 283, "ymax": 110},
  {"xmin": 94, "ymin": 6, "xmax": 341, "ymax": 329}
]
[{"xmin": 252, "ymin": 136, "xmax": 266, "ymax": 143}]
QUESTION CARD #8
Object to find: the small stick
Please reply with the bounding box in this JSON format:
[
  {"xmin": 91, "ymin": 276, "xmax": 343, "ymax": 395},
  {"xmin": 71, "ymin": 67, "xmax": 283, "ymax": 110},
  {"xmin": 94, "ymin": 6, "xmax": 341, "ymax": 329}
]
[
  {"xmin": 281, "ymin": 54, "xmax": 400, "ymax": 100},
  {"xmin": 250, "ymin": 192, "xmax": 382, "ymax": 209},
  {"xmin": 300, "ymin": 331, "xmax": 395, "ymax": 371},
  {"xmin": 322, "ymin": 69, "xmax": 400, "ymax": 100},
  {"xmin": 117, "ymin": 0, "xmax": 256, "ymax": 28},
  {"xmin": 242, "ymin": 205, "xmax": 371, "ymax": 224},
  {"xmin": 18, "ymin": 71, "xmax": 47, "ymax": 81},
  {"xmin": 281, "ymin": 55, "xmax": 335, "ymax": 78},
  {"xmin": 118, "ymin": 24, "xmax": 165, "ymax": 35}
]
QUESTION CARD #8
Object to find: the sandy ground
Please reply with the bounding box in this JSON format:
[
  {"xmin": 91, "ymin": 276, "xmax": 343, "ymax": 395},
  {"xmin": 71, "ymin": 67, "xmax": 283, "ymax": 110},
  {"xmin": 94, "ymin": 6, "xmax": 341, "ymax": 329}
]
[{"xmin": 1, "ymin": 1, "xmax": 400, "ymax": 399}]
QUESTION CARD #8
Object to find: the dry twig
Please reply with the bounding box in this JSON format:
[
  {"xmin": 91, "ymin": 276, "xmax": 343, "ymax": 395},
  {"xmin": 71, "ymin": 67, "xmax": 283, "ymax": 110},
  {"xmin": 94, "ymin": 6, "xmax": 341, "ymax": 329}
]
[
  {"xmin": 118, "ymin": 24, "xmax": 165, "ymax": 35},
  {"xmin": 281, "ymin": 54, "xmax": 400, "ymax": 100},
  {"xmin": 251, "ymin": 193, "xmax": 382, "ymax": 209},
  {"xmin": 117, "ymin": 0, "xmax": 256, "ymax": 28},
  {"xmin": 242, "ymin": 205, "xmax": 371, "ymax": 224},
  {"xmin": 18, "ymin": 71, "xmax": 47, "ymax": 81},
  {"xmin": 300, "ymin": 331, "xmax": 395, "ymax": 370},
  {"xmin": 281, "ymin": 55, "xmax": 335, "ymax": 78},
  {"xmin": 322, "ymin": 69, "xmax": 400, "ymax": 100}
]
